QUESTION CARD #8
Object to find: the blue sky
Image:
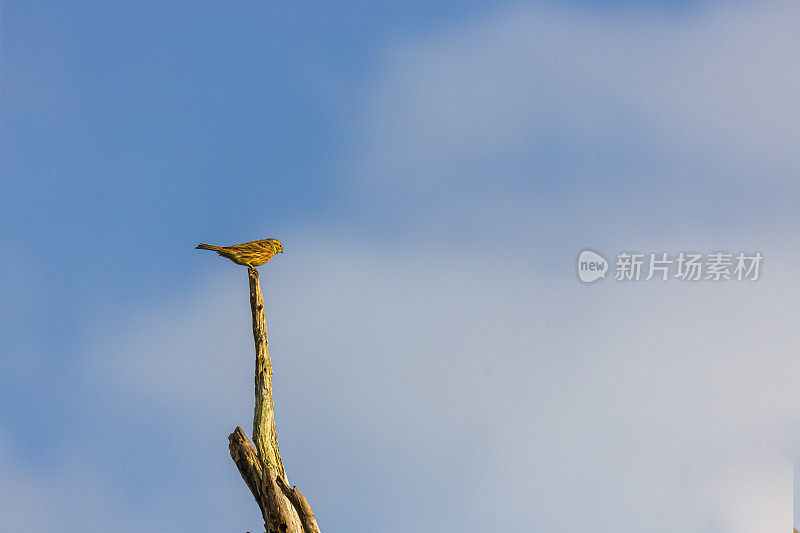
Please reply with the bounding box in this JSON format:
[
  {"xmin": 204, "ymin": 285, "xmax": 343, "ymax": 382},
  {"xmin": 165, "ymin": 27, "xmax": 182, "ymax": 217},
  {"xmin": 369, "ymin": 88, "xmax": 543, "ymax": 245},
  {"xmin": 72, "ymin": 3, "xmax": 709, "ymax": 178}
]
[{"xmin": 2, "ymin": 1, "xmax": 799, "ymax": 531}]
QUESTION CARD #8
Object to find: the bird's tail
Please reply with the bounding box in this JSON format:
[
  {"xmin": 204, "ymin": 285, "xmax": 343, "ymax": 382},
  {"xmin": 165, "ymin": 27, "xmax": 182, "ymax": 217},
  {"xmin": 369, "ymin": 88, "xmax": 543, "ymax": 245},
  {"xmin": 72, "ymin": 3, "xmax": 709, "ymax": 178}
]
[{"xmin": 196, "ymin": 243, "xmax": 222, "ymax": 251}]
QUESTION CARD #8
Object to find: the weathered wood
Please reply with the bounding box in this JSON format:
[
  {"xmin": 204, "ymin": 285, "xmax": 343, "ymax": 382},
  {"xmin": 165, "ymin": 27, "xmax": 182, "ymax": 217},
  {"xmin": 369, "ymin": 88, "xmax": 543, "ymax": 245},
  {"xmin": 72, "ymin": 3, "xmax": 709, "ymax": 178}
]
[
  {"xmin": 225, "ymin": 266, "xmax": 320, "ymax": 533},
  {"xmin": 277, "ymin": 475, "xmax": 322, "ymax": 533},
  {"xmin": 262, "ymin": 464, "xmax": 301, "ymax": 533},
  {"xmin": 249, "ymin": 267, "xmax": 286, "ymax": 480},
  {"xmin": 228, "ymin": 427, "xmax": 266, "ymax": 523}
]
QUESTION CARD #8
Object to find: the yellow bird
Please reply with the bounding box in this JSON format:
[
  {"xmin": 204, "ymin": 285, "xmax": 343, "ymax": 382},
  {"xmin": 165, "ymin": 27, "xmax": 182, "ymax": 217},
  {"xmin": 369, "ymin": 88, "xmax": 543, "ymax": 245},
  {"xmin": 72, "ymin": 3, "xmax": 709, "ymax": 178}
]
[{"xmin": 196, "ymin": 238, "xmax": 283, "ymax": 268}]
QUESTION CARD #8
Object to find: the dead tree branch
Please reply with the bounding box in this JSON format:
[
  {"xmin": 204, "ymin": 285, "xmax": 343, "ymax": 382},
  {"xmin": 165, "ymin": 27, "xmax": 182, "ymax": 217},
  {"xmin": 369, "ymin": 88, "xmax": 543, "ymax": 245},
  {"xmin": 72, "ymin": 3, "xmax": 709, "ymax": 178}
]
[{"xmin": 226, "ymin": 266, "xmax": 321, "ymax": 533}]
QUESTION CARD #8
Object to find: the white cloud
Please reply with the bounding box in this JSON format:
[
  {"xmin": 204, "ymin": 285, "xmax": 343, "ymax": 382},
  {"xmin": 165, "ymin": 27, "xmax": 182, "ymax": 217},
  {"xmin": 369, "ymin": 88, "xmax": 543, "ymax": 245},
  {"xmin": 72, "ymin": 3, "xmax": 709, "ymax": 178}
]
[
  {"xmin": 699, "ymin": 452, "xmax": 792, "ymax": 533},
  {"xmin": 0, "ymin": 428, "xmax": 146, "ymax": 532},
  {"xmin": 81, "ymin": 234, "xmax": 798, "ymax": 531},
  {"xmin": 356, "ymin": 0, "xmax": 800, "ymax": 200},
  {"xmin": 86, "ymin": 270, "xmax": 254, "ymax": 426}
]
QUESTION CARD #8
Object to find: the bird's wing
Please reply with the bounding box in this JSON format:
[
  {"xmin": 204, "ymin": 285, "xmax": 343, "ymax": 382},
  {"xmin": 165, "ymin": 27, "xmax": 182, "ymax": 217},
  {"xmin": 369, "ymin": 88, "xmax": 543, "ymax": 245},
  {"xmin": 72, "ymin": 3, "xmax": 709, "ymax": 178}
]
[{"xmin": 231, "ymin": 240, "xmax": 272, "ymax": 253}]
